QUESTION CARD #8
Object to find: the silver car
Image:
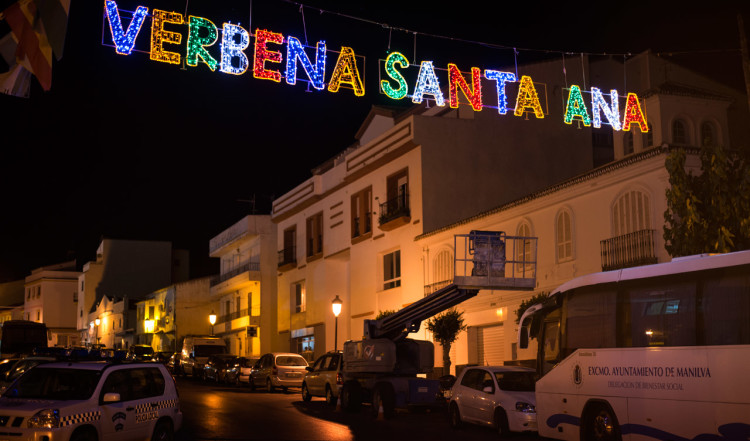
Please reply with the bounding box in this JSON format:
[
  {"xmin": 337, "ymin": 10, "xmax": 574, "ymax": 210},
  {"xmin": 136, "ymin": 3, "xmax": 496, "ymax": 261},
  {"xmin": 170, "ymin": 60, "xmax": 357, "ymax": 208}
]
[
  {"xmin": 249, "ymin": 352, "xmax": 309, "ymax": 392},
  {"xmin": 449, "ymin": 366, "xmax": 538, "ymax": 436}
]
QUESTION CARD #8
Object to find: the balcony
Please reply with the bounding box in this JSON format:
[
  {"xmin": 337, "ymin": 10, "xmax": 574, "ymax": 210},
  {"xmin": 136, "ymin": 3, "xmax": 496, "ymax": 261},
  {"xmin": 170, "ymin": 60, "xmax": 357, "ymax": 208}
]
[
  {"xmin": 378, "ymin": 193, "xmax": 410, "ymax": 231},
  {"xmin": 600, "ymin": 229, "xmax": 657, "ymax": 271},
  {"xmin": 210, "ymin": 262, "xmax": 260, "ymax": 287},
  {"xmin": 278, "ymin": 245, "xmax": 297, "ymax": 270}
]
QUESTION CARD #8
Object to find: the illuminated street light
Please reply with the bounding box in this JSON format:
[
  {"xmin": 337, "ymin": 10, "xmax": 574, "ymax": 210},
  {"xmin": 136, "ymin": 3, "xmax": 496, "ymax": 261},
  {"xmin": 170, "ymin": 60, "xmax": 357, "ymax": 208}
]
[
  {"xmin": 209, "ymin": 310, "xmax": 217, "ymax": 336},
  {"xmin": 94, "ymin": 318, "xmax": 101, "ymax": 345},
  {"xmin": 332, "ymin": 295, "xmax": 342, "ymax": 351}
]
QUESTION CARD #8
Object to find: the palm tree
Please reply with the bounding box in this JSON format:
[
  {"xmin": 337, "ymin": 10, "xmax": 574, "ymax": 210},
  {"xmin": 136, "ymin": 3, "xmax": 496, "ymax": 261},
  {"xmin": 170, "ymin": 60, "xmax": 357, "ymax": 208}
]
[{"xmin": 426, "ymin": 309, "xmax": 466, "ymax": 375}]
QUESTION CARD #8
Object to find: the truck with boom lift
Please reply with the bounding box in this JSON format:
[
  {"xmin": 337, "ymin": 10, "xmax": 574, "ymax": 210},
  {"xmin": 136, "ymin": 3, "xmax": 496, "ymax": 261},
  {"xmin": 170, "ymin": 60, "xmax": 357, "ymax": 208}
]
[{"xmin": 340, "ymin": 231, "xmax": 538, "ymax": 417}]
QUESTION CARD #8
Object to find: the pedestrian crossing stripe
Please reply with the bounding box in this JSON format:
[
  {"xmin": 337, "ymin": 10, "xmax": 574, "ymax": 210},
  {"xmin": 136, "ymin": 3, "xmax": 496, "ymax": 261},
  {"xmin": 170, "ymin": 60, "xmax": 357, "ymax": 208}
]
[{"xmin": 61, "ymin": 411, "xmax": 101, "ymax": 427}]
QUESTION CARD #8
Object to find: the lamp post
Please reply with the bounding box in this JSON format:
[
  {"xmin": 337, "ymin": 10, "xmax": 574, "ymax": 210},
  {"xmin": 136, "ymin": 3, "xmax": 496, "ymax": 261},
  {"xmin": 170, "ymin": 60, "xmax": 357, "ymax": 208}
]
[
  {"xmin": 94, "ymin": 318, "xmax": 101, "ymax": 345},
  {"xmin": 209, "ymin": 310, "xmax": 216, "ymax": 336},
  {"xmin": 331, "ymin": 295, "xmax": 342, "ymax": 351}
]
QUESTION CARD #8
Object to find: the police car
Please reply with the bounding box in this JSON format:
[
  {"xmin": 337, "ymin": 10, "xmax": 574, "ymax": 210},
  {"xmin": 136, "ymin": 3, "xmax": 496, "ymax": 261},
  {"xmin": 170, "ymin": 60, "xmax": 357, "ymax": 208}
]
[{"xmin": 0, "ymin": 360, "xmax": 182, "ymax": 441}]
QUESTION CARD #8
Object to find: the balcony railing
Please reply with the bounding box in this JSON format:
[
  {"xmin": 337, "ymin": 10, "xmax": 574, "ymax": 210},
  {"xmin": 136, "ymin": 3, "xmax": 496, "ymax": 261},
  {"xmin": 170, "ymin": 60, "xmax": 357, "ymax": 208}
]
[
  {"xmin": 600, "ymin": 229, "xmax": 657, "ymax": 271},
  {"xmin": 378, "ymin": 193, "xmax": 410, "ymax": 228},
  {"xmin": 352, "ymin": 216, "xmax": 372, "ymax": 238},
  {"xmin": 210, "ymin": 262, "xmax": 260, "ymax": 287},
  {"xmin": 278, "ymin": 245, "xmax": 297, "ymax": 268},
  {"xmin": 424, "ymin": 279, "xmax": 453, "ymax": 296},
  {"xmin": 217, "ymin": 307, "xmax": 259, "ymax": 325}
]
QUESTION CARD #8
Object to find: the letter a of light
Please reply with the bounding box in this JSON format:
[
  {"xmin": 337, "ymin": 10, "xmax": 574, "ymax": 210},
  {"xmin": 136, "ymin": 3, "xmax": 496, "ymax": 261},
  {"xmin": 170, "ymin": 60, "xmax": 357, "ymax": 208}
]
[
  {"xmin": 591, "ymin": 88, "xmax": 621, "ymax": 130},
  {"xmin": 220, "ymin": 23, "xmax": 250, "ymax": 75},
  {"xmin": 327, "ymin": 47, "xmax": 365, "ymax": 96},
  {"xmin": 105, "ymin": 1, "xmax": 148, "ymax": 55},
  {"xmin": 285, "ymin": 36, "xmax": 326, "ymax": 90},
  {"xmin": 622, "ymin": 93, "xmax": 649, "ymax": 132},
  {"xmin": 514, "ymin": 75, "xmax": 544, "ymax": 119},
  {"xmin": 412, "ymin": 61, "xmax": 445, "ymax": 106},
  {"xmin": 564, "ymin": 85, "xmax": 591, "ymax": 126}
]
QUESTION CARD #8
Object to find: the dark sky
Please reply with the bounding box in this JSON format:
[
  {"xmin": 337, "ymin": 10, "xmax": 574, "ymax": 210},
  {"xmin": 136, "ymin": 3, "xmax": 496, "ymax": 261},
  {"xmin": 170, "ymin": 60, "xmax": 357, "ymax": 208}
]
[{"xmin": 1, "ymin": 0, "xmax": 749, "ymax": 282}]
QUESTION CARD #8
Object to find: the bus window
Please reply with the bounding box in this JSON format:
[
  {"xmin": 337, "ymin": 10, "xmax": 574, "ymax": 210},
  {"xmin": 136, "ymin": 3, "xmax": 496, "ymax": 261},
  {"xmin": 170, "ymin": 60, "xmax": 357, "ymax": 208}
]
[
  {"xmin": 541, "ymin": 309, "xmax": 561, "ymax": 375},
  {"xmin": 701, "ymin": 272, "xmax": 750, "ymax": 345},
  {"xmin": 563, "ymin": 288, "xmax": 616, "ymax": 352},
  {"xmin": 627, "ymin": 280, "xmax": 696, "ymax": 347}
]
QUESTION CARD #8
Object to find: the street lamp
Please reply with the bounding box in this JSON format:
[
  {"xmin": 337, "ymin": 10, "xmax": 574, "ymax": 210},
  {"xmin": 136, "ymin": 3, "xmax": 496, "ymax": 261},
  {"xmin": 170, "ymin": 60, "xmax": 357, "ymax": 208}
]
[
  {"xmin": 94, "ymin": 318, "xmax": 101, "ymax": 345},
  {"xmin": 331, "ymin": 295, "xmax": 342, "ymax": 351},
  {"xmin": 209, "ymin": 310, "xmax": 216, "ymax": 336}
]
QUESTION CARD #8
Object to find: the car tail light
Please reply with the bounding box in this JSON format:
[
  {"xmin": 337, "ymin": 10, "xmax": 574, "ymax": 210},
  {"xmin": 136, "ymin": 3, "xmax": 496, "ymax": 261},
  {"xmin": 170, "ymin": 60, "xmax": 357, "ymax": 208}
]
[{"xmin": 336, "ymin": 373, "xmax": 343, "ymax": 386}]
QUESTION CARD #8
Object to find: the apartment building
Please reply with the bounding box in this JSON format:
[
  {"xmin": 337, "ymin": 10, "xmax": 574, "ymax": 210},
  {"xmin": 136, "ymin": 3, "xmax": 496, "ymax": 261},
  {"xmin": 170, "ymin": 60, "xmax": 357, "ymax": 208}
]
[
  {"xmin": 271, "ymin": 50, "xmax": 747, "ymax": 369},
  {"xmin": 207, "ymin": 215, "xmax": 280, "ymax": 357},
  {"xmin": 24, "ymin": 260, "xmax": 80, "ymax": 347}
]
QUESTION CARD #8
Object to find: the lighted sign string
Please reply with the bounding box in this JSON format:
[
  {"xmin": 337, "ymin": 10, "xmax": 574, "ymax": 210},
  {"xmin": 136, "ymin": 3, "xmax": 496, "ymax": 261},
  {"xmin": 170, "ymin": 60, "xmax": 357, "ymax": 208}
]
[
  {"xmin": 448, "ymin": 64, "xmax": 482, "ymax": 111},
  {"xmin": 564, "ymin": 85, "xmax": 591, "ymax": 126},
  {"xmin": 380, "ymin": 51, "xmax": 410, "ymax": 100},
  {"xmin": 327, "ymin": 46, "xmax": 365, "ymax": 96},
  {"xmin": 285, "ymin": 36, "xmax": 327, "ymax": 90},
  {"xmin": 186, "ymin": 16, "xmax": 218, "ymax": 71},
  {"xmin": 220, "ymin": 23, "xmax": 250, "ymax": 75},
  {"xmin": 150, "ymin": 8, "xmax": 184, "ymax": 64}
]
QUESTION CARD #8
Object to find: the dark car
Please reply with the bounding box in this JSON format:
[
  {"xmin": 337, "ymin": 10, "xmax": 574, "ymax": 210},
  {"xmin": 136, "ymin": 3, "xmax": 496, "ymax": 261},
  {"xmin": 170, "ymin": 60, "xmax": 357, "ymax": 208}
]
[
  {"xmin": 167, "ymin": 352, "xmax": 183, "ymax": 375},
  {"xmin": 203, "ymin": 354, "xmax": 237, "ymax": 383},
  {"xmin": 225, "ymin": 356, "xmax": 257, "ymax": 386},
  {"xmin": 127, "ymin": 344, "xmax": 155, "ymax": 361}
]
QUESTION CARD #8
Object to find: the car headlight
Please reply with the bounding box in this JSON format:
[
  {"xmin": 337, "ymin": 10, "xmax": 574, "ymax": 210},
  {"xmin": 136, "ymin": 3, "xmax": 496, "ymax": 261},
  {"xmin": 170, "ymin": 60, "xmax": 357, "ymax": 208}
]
[
  {"xmin": 515, "ymin": 402, "xmax": 536, "ymax": 413},
  {"xmin": 27, "ymin": 409, "xmax": 60, "ymax": 428}
]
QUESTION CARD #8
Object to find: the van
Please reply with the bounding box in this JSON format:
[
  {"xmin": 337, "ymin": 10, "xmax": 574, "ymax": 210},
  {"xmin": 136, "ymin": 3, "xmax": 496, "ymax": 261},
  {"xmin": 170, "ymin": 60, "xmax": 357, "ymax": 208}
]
[{"xmin": 180, "ymin": 336, "xmax": 227, "ymax": 379}]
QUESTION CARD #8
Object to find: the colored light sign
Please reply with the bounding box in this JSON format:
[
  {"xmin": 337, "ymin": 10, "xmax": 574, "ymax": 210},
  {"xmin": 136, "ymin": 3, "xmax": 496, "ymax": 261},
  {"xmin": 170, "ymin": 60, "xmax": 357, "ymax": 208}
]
[{"xmin": 103, "ymin": 1, "xmax": 648, "ymax": 131}]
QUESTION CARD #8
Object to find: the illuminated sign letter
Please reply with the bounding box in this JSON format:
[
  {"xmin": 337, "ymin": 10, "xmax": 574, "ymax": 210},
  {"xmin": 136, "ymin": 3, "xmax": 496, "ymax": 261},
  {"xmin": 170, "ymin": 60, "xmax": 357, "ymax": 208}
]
[
  {"xmin": 186, "ymin": 16, "xmax": 218, "ymax": 71},
  {"xmin": 220, "ymin": 23, "xmax": 250, "ymax": 75},
  {"xmin": 327, "ymin": 47, "xmax": 365, "ymax": 96},
  {"xmin": 150, "ymin": 9, "xmax": 184, "ymax": 64},
  {"xmin": 253, "ymin": 29, "xmax": 283, "ymax": 82},
  {"xmin": 380, "ymin": 51, "xmax": 409, "ymax": 100},
  {"xmin": 564, "ymin": 85, "xmax": 591, "ymax": 126},
  {"xmin": 591, "ymin": 87, "xmax": 621, "ymax": 130},
  {"xmin": 484, "ymin": 70, "xmax": 516, "ymax": 115},
  {"xmin": 448, "ymin": 64, "xmax": 482, "ymax": 111},
  {"xmin": 622, "ymin": 93, "xmax": 648, "ymax": 132},
  {"xmin": 514, "ymin": 75, "xmax": 544, "ymax": 119},
  {"xmin": 104, "ymin": 1, "xmax": 148, "ymax": 55},
  {"xmin": 285, "ymin": 36, "xmax": 326, "ymax": 90},
  {"xmin": 412, "ymin": 61, "xmax": 445, "ymax": 106}
]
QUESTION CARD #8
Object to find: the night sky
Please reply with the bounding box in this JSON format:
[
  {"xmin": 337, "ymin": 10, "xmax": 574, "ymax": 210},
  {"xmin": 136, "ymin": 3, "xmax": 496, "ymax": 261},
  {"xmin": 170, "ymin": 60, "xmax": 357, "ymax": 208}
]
[{"xmin": 1, "ymin": 0, "xmax": 749, "ymax": 282}]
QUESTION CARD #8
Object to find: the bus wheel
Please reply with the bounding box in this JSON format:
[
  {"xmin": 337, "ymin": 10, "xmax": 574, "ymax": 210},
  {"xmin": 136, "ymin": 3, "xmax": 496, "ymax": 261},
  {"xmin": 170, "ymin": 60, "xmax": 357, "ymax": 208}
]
[{"xmin": 584, "ymin": 403, "xmax": 621, "ymax": 441}]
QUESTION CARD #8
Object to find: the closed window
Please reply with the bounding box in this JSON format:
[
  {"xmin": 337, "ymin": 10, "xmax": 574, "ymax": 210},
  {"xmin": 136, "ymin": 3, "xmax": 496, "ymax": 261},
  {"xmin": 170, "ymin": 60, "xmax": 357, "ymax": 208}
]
[
  {"xmin": 701, "ymin": 121, "xmax": 715, "ymax": 147},
  {"xmin": 672, "ymin": 119, "xmax": 688, "ymax": 145},
  {"xmin": 351, "ymin": 187, "xmax": 372, "ymax": 239},
  {"xmin": 306, "ymin": 212, "xmax": 323, "ymax": 258},
  {"xmin": 624, "ymin": 131, "xmax": 634, "ymax": 155},
  {"xmin": 516, "ymin": 221, "xmax": 533, "ymax": 270},
  {"xmin": 556, "ymin": 210, "xmax": 573, "ymax": 262},
  {"xmin": 612, "ymin": 190, "xmax": 651, "ymax": 236},
  {"xmin": 383, "ymin": 250, "xmax": 401, "ymax": 290}
]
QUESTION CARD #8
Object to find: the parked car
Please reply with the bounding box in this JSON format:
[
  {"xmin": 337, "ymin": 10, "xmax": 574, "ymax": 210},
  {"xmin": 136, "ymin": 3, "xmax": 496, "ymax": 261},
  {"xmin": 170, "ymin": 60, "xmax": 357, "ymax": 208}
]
[
  {"xmin": 448, "ymin": 366, "xmax": 538, "ymax": 436},
  {"xmin": 203, "ymin": 354, "xmax": 237, "ymax": 383},
  {"xmin": 127, "ymin": 344, "xmax": 155, "ymax": 361},
  {"xmin": 249, "ymin": 352, "xmax": 309, "ymax": 392},
  {"xmin": 226, "ymin": 357, "xmax": 257, "ymax": 386},
  {"xmin": 301, "ymin": 351, "xmax": 343, "ymax": 405},
  {"xmin": 167, "ymin": 352, "xmax": 183, "ymax": 375},
  {"xmin": 0, "ymin": 360, "xmax": 182, "ymax": 441}
]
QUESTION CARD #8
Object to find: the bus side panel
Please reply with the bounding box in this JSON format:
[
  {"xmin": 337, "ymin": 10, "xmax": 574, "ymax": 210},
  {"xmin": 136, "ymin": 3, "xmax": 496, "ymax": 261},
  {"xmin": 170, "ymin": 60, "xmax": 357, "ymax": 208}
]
[{"xmin": 537, "ymin": 347, "xmax": 750, "ymax": 441}]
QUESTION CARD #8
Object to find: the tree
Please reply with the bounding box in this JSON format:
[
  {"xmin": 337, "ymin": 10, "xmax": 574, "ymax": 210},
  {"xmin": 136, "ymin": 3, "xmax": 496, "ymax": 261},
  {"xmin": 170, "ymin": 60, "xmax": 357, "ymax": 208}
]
[
  {"xmin": 426, "ymin": 309, "xmax": 466, "ymax": 375},
  {"xmin": 664, "ymin": 145, "xmax": 750, "ymax": 257},
  {"xmin": 514, "ymin": 292, "xmax": 549, "ymax": 341}
]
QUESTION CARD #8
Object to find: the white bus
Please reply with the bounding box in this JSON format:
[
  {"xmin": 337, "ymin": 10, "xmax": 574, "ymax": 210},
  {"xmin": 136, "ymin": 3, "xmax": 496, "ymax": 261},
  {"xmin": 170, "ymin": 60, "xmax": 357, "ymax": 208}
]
[{"xmin": 517, "ymin": 250, "xmax": 750, "ymax": 441}]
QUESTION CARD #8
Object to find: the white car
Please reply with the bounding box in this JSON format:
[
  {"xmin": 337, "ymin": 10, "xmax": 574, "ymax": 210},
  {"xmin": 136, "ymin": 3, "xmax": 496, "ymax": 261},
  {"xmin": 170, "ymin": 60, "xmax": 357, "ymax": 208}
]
[
  {"xmin": 0, "ymin": 361, "xmax": 182, "ymax": 441},
  {"xmin": 449, "ymin": 365, "xmax": 537, "ymax": 436}
]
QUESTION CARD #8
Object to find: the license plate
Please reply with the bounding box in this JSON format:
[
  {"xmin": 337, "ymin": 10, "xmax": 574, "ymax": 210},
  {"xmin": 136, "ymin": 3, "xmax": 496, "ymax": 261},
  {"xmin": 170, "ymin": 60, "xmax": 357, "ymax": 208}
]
[{"xmin": 286, "ymin": 372, "xmax": 300, "ymax": 378}]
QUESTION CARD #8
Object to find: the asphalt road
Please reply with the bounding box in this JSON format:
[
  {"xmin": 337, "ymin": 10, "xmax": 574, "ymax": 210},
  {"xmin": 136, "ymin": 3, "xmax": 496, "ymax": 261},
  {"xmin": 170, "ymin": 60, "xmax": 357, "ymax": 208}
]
[{"xmin": 173, "ymin": 376, "xmax": 546, "ymax": 441}]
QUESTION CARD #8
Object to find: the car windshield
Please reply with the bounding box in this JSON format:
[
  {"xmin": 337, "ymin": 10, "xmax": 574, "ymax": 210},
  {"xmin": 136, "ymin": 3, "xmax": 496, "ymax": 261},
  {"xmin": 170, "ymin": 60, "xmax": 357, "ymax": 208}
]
[
  {"xmin": 493, "ymin": 371, "xmax": 536, "ymax": 392},
  {"xmin": 2, "ymin": 368, "xmax": 101, "ymax": 400},
  {"xmin": 276, "ymin": 355, "xmax": 307, "ymax": 366},
  {"xmin": 133, "ymin": 346, "xmax": 154, "ymax": 355}
]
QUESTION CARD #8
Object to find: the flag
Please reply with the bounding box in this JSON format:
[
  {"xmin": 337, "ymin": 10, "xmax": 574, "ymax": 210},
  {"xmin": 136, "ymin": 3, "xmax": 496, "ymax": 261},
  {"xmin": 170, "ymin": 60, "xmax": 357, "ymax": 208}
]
[{"xmin": 0, "ymin": 0, "xmax": 70, "ymax": 94}]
